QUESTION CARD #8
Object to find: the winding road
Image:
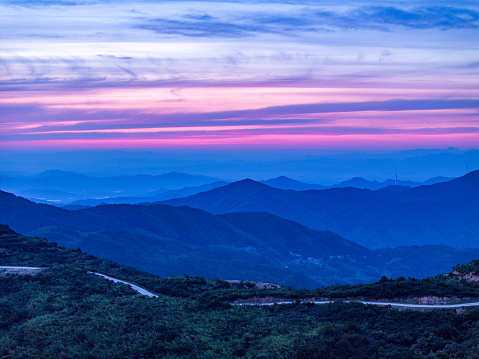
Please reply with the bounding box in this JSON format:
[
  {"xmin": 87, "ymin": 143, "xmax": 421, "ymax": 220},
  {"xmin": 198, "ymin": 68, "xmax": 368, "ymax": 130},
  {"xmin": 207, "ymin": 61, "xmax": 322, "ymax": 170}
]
[
  {"xmin": 234, "ymin": 300, "xmax": 479, "ymax": 309},
  {"xmin": 3, "ymin": 266, "xmax": 479, "ymax": 308},
  {"xmin": 89, "ymin": 272, "xmax": 158, "ymax": 298},
  {"xmin": 0, "ymin": 266, "xmax": 158, "ymax": 298}
]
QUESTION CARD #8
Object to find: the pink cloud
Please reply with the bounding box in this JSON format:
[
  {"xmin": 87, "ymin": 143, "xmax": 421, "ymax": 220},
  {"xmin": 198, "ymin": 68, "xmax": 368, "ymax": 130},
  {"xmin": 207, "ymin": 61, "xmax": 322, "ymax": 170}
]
[{"xmin": 1, "ymin": 82, "xmax": 478, "ymax": 151}]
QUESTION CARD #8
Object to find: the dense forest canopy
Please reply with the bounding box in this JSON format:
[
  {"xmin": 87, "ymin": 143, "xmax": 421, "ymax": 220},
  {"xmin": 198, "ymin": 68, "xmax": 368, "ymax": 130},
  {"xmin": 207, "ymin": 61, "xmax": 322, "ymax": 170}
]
[{"xmin": 1, "ymin": 225, "xmax": 479, "ymax": 358}]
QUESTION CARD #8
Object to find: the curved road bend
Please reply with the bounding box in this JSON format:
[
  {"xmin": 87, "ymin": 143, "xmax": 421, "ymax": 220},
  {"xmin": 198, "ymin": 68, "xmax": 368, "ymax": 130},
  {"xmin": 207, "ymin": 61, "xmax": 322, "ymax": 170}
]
[
  {"xmin": 234, "ymin": 300, "xmax": 479, "ymax": 309},
  {"xmin": 89, "ymin": 272, "xmax": 158, "ymax": 298},
  {"xmin": 1, "ymin": 267, "xmax": 158, "ymax": 297}
]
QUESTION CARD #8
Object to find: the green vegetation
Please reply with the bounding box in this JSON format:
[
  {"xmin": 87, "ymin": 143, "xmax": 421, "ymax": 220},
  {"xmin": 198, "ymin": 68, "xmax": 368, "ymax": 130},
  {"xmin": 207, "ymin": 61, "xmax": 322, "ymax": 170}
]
[
  {"xmin": 1, "ymin": 224, "xmax": 479, "ymax": 358},
  {"xmin": 455, "ymin": 260, "xmax": 479, "ymax": 275},
  {"xmin": 311, "ymin": 274, "xmax": 479, "ymax": 300}
]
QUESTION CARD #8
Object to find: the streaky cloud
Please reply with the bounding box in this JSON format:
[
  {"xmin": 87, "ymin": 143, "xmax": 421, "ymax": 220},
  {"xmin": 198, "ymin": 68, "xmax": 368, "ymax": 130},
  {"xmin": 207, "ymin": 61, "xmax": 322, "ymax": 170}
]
[
  {"xmin": 135, "ymin": 18, "xmax": 275, "ymax": 38},
  {"xmin": 196, "ymin": 99, "xmax": 479, "ymax": 120},
  {"xmin": 318, "ymin": 6, "xmax": 479, "ymax": 31},
  {"xmin": 134, "ymin": 5, "xmax": 479, "ymax": 39},
  {"xmin": 1, "ymin": 0, "xmax": 478, "ymax": 151}
]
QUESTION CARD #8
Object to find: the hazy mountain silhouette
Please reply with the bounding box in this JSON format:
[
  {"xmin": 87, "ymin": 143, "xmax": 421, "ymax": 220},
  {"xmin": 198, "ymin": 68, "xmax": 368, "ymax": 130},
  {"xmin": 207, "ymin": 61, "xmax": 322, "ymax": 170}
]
[
  {"xmin": 3, "ymin": 189, "xmax": 479, "ymax": 287},
  {"xmin": 3, "ymin": 148, "xmax": 476, "ymax": 184},
  {"xmin": 0, "ymin": 191, "xmax": 367, "ymax": 287},
  {"xmin": 31, "ymin": 170, "xmax": 79, "ymax": 178},
  {"xmin": 260, "ymin": 176, "xmax": 326, "ymax": 190},
  {"xmin": 67, "ymin": 181, "xmax": 230, "ymax": 207},
  {"xmin": 262, "ymin": 175, "xmax": 454, "ymax": 191},
  {"xmin": 0, "ymin": 172, "xmax": 222, "ymax": 204},
  {"xmin": 2, "ymin": 169, "xmax": 456, "ymax": 206},
  {"xmin": 164, "ymin": 170, "xmax": 479, "ymax": 248},
  {"xmin": 422, "ymin": 176, "xmax": 455, "ymax": 185}
]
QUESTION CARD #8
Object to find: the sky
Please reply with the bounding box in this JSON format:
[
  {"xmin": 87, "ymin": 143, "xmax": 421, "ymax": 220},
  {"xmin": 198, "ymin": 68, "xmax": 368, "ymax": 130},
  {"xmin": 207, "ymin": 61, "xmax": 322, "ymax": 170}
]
[{"xmin": 1, "ymin": 0, "xmax": 478, "ymax": 155}]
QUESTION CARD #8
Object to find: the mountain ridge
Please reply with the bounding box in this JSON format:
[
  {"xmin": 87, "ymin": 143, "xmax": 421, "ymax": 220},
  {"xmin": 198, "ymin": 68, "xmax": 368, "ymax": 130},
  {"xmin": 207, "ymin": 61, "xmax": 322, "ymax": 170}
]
[
  {"xmin": 163, "ymin": 170, "xmax": 479, "ymax": 248},
  {"xmin": 2, "ymin": 189, "xmax": 479, "ymax": 287}
]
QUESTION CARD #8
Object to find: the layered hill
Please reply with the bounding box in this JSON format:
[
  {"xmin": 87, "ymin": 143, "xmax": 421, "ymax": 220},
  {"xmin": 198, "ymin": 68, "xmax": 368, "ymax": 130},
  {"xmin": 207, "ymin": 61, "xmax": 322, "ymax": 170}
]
[
  {"xmin": 164, "ymin": 170, "xmax": 479, "ymax": 248},
  {"xmin": 218, "ymin": 211, "xmax": 368, "ymax": 259},
  {"xmin": 0, "ymin": 191, "xmax": 368, "ymax": 287},
  {"xmin": 2, "ymin": 190, "xmax": 479, "ymax": 287},
  {"xmin": 260, "ymin": 175, "xmax": 454, "ymax": 192},
  {"xmin": 0, "ymin": 171, "xmax": 222, "ymax": 204},
  {"xmin": 66, "ymin": 181, "xmax": 230, "ymax": 207}
]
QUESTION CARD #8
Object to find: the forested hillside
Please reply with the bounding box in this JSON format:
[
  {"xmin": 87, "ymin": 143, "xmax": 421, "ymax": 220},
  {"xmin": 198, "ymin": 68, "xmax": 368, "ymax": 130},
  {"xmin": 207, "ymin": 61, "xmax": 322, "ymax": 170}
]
[{"xmin": 1, "ymin": 225, "xmax": 479, "ymax": 358}]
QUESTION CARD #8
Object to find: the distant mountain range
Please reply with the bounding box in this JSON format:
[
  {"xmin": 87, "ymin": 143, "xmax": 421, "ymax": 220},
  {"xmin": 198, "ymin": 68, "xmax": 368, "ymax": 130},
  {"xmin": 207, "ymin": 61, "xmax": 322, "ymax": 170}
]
[
  {"xmin": 260, "ymin": 175, "xmax": 453, "ymax": 191},
  {"xmin": 66, "ymin": 181, "xmax": 230, "ymax": 207},
  {"xmin": 1, "ymin": 180, "xmax": 479, "ymax": 287},
  {"xmin": 0, "ymin": 172, "xmax": 222, "ymax": 204},
  {"xmin": 61, "ymin": 175, "xmax": 452, "ymax": 207},
  {"xmin": 163, "ymin": 170, "xmax": 479, "ymax": 249},
  {"xmin": 3, "ymin": 147, "xmax": 477, "ymax": 184},
  {"xmin": 0, "ymin": 168, "xmax": 455, "ymax": 206}
]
